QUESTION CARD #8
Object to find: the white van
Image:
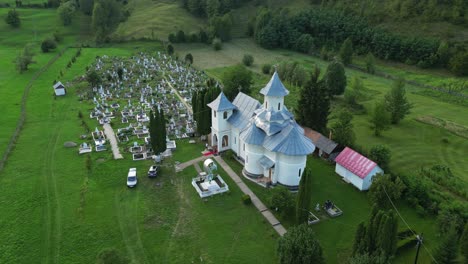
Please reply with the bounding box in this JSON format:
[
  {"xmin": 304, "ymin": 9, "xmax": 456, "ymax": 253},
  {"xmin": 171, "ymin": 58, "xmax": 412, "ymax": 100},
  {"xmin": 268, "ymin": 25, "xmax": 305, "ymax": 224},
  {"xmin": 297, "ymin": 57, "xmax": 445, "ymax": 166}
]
[{"xmin": 127, "ymin": 168, "xmax": 137, "ymax": 188}]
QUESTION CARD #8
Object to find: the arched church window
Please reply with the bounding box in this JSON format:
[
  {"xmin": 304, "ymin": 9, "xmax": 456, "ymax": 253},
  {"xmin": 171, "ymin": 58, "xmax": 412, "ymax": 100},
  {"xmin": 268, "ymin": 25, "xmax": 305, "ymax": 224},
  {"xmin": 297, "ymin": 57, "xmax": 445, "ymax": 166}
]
[
  {"xmin": 278, "ymin": 103, "xmax": 281, "ymax": 110},
  {"xmin": 265, "ymin": 101, "xmax": 268, "ymax": 109},
  {"xmin": 223, "ymin": 111, "xmax": 228, "ymax": 119},
  {"xmin": 214, "ymin": 111, "xmax": 216, "ymax": 118},
  {"xmin": 298, "ymin": 168, "xmax": 302, "ymax": 177},
  {"xmin": 222, "ymin": 135, "xmax": 229, "ymax": 147}
]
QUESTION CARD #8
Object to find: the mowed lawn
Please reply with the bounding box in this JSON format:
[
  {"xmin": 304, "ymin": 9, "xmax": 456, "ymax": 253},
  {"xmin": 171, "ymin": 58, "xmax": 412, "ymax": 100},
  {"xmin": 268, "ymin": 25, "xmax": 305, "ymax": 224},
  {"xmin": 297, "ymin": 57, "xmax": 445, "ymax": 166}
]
[
  {"xmin": 0, "ymin": 8, "xmax": 90, "ymax": 158},
  {"xmin": 176, "ymin": 39, "xmax": 468, "ymax": 186},
  {"xmin": 114, "ymin": 0, "xmax": 207, "ymax": 41},
  {"xmin": 0, "ymin": 46, "xmax": 278, "ymax": 263},
  {"xmin": 223, "ymin": 155, "xmax": 438, "ymax": 263}
]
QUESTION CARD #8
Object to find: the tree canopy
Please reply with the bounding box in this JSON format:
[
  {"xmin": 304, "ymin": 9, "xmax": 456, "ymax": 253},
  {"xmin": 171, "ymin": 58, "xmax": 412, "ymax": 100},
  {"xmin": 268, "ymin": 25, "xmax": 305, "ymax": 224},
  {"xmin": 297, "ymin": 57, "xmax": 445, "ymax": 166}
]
[
  {"xmin": 92, "ymin": 0, "xmax": 122, "ymax": 42},
  {"xmin": 277, "ymin": 224, "xmax": 325, "ymax": 264},
  {"xmin": 370, "ymin": 101, "xmax": 391, "ymax": 136},
  {"xmin": 5, "ymin": 9, "xmax": 20, "ymax": 28},
  {"xmin": 221, "ymin": 64, "xmax": 252, "ymax": 101},
  {"xmin": 324, "ymin": 59, "xmax": 347, "ymax": 96},
  {"xmin": 384, "ymin": 79, "xmax": 412, "ymax": 124},
  {"xmin": 331, "ymin": 111, "xmax": 355, "ymax": 147},
  {"xmin": 295, "ymin": 67, "xmax": 330, "ymax": 133}
]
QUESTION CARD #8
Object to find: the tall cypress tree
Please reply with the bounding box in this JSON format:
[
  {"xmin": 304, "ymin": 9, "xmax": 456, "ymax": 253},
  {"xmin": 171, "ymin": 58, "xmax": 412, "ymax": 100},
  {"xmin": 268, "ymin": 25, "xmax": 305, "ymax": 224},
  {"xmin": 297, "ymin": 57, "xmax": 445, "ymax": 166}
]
[
  {"xmin": 296, "ymin": 169, "xmax": 312, "ymax": 224},
  {"xmin": 160, "ymin": 109, "xmax": 167, "ymax": 152},
  {"xmin": 324, "ymin": 59, "xmax": 347, "ymax": 96},
  {"xmin": 154, "ymin": 108, "xmax": 162, "ymax": 154},
  {"xmin": 149, "ymin": 110, "xmax": 158, "ymax": 153},
  {"xmin": 352, "ymin": 222, "xmax": 367, "ymax": 256}
]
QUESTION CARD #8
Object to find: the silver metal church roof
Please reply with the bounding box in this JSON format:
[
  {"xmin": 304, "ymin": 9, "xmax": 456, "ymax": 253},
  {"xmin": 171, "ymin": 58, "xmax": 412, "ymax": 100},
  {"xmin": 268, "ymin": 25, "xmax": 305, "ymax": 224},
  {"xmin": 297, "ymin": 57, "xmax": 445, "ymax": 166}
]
[
  {"xmin": 207, "ymin": 92, "xmax": 236, "ymax": 111},
  {"xmin": 259, "ymin": 71, "xmax": 290, "ymax": 97}
]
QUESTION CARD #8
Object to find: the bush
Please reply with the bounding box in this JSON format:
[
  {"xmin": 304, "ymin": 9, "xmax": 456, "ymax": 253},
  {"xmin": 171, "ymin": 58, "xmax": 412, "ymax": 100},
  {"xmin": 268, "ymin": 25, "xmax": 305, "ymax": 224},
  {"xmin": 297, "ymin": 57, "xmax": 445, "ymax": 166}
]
[
  {"xmin": 212, "ymin": 37, "xmax": 222, "ymax": 51},
  {"xmin": 242, "ymin": 54, "xmax": 254, "ymax": 66},
  {"xmin": 188, "ymin": 32, "xmax": 199, "ymax": 42},
  {"xmin": 449, "ymin": 52, "xmax": 468, "ymax": 76},
  {"xmin": 242, "ymin": 194, "xmax": 251, "ymax": 205},
  {"xmin": 5, "ymin": 9, "xmax": 20, "ymax": 28},
  {"xmin": 176, "ymin": 30, "xmax": 185, "ymax": 43},
  {"xmin": 262, "ymin": 64, "xmax": 271, "ymax": 74},
  {"xmin": 41, "ymin": 38, "xmax": 57, "ymax": 53},
  {"xmin": 168, "ymin": 33, "xmax": 176, "ymax": 43},
  {"xmin": 96, "ymin": 248, "xmax": 128, "ymax": 264}
]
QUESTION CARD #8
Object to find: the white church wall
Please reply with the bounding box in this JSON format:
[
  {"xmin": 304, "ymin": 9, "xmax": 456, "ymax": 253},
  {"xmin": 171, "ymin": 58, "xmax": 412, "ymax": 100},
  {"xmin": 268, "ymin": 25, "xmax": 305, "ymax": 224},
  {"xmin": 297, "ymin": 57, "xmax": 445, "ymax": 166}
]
[
  {"xmin": 276, "ymin": 154, "xmax": 306, "ymax": 186},
  {"xmin": 264, "ymin": 96, "xmax": 284, "ymax": 112},
  {"xmin": 244, "ymin": 144, "xmax": 264, "ymax": 175}
]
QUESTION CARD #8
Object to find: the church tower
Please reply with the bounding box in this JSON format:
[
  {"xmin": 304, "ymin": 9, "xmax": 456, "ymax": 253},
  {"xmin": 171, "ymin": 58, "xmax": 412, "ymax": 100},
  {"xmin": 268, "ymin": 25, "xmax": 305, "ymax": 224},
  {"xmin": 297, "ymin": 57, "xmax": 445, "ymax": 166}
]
[
  {"xmin": 260, "ymin": 71, "xmax": 289, "ymax": 112},
  {"xmin": 207, "ymin": 92, "xmax": 236, "ymax": 153}
]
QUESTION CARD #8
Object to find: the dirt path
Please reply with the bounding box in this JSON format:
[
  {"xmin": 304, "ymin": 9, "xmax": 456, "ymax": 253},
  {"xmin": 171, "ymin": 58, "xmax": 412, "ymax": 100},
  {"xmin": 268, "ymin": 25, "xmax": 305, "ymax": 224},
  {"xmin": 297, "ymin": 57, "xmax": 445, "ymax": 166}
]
[
  {"xmin": 103, "ymin": 124, "xmax": 123, "ymax": 159},
  {"xmin": 163, "ymin": 78, "xmax": 193, "ymax": 114}
]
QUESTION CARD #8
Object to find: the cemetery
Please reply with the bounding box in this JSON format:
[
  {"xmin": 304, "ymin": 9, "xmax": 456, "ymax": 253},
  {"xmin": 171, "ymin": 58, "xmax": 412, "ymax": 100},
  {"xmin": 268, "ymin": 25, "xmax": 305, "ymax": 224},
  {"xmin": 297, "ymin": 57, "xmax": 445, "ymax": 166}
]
[{"xmin": 78, "ymin": 52, "xmax": 210, "ymax": 160}]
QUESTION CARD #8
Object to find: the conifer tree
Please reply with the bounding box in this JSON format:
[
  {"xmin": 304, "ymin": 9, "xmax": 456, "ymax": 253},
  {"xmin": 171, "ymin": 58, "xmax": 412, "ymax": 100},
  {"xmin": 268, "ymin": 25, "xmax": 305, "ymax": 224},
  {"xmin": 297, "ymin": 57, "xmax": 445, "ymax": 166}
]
[
  {"xmin": 433, "ymin": 228, "xmax": 458, "ymax": 264},
  {"xmin": 149, "ymin": 110, "xmax": 158, "ymax": 153},
  {"xmin": 153, "ymin": 109, "xmax": 161, "ymax": 153},
  {"xmin": 296, "ymin": 169, "xmax": 312, "ymax": 224},
  {"xmin": 339, "ymin": 37, "xmax": 353, "ymax": 65},
  {"xmin": 296, "ymin": 67, "xmax": 330, "ymax": 133},
  {"xmin": 352, "ymin": 222, "xmax": 367, "ymax": 256},
  {"xmin": 460, "ymin": 222, "xmax": 468, "ymax": 264},
  {"xmin": 384, "ymin": 79, "xmax": 412, "ymax": 124},
  {"xmin": 159, "ymin": 109, "xmax": 167, "ymax": 152}
]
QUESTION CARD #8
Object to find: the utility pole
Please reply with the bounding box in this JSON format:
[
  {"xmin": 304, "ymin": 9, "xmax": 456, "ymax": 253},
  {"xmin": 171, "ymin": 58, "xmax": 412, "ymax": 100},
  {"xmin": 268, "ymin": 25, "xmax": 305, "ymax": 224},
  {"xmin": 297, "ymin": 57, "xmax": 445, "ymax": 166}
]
[{"xmin": 414, "ymin": 233, "xmax": 423, "ymax": 264}]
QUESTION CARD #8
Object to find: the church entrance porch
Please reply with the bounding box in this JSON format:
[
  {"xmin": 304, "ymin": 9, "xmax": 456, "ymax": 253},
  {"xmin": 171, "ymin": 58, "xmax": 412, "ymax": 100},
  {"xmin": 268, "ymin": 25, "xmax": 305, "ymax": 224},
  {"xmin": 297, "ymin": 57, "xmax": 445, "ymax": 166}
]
[{"xmin": 242, "ymin": 168, "xmax": 272, "ymax": 188}]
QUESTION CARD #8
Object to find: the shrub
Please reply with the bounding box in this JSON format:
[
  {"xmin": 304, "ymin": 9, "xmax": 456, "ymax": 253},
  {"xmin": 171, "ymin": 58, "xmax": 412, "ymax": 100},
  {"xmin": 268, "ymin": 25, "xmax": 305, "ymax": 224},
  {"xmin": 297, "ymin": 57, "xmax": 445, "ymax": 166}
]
[
  {"xmin": 449, "ymin": 51, "xmax": 468, "ymax": 76},
  {"xmin": 168, "ymin": 33, "xmax": 176, "ymax": 43},
  {"xmin": 242, "ymin": 54, "xmax": 254, "ymax": 66},
  {"xmin": 212, "ymin": 38, "xmax": 222, "ymax": 51},
  {"xmin": 262, "ymin": 64, "xmax": 271, "ymax": 74},
  {"xmin": 242, "ymin": 194, "xmax": 251, "ymax": 205},
  {"xmin": 176, "ymin": 30, "xmax": 185, "ymax": 43},
  {"xmin": 188, "ymin": 32, "xmax": 199, "ymax": 42},
  {"xmin": 5, "ymin": 9, "xmax": 20, "ymax": 28},
  {"xmin": 42, "ymin": 38, "xmax": 58, "ymax": 53}
]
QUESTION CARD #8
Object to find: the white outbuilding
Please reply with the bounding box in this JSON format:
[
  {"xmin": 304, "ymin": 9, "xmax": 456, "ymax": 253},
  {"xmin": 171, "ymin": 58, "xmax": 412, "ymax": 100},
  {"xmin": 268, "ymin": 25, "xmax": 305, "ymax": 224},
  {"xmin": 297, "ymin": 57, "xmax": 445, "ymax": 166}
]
[
  {"xmin": 53, "ymin": 81, "xmax": 66, "ymax": 96},
  {"xmin": 335, "ymin": 147, "xmax": 384, "ymax": 191},
  {"xmin": 208, "ymin": 72, "xmax": 315, "ymax": 189}
]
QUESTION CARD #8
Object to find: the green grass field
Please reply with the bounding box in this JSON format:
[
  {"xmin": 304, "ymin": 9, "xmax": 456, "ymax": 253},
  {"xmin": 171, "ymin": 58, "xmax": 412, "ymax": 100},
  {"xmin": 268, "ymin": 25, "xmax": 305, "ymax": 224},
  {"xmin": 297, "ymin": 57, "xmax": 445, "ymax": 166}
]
[
  {"xmin": 0, "ymin": 46, "xmax": 279, "ymax": 263},
  {"xmin": 222, "ymin": 154, "xmax": 438, "ymax": 263},
  {"xmin": 0, "ymin": 8, "xmax": 90, "ymax": 158},
  {"xmin": 114, "ymin": 0, "xmax": 207, "ymax": 41}
]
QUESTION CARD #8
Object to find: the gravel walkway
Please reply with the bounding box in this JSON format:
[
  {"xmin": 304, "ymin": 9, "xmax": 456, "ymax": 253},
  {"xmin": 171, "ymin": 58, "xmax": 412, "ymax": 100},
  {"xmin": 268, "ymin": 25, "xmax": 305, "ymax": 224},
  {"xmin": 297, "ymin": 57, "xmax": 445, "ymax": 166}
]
[{"xmin": 103, "ymin": 124, "xmax": 123, "ymax": 160}]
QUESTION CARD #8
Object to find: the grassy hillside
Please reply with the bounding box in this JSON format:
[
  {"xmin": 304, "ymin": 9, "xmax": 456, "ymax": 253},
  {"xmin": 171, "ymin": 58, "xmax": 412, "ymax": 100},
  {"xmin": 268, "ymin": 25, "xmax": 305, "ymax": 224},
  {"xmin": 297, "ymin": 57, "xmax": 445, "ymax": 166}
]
[
  {"xmin": 0, "ymin": 8, "xmax": 90, "ymax": 158},
  {"xmin": 114, "ymin": 0, "xmax": 207, "ymax": 41}
]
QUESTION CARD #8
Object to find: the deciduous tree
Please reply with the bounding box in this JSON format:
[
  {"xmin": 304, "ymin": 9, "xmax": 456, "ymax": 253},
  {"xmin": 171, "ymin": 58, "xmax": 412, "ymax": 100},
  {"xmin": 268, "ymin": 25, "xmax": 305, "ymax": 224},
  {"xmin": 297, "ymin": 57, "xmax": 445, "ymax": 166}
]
[
  {"xmin": 324, "ymin": 58, "xmax": 347, "ymax": 96},
  {"xmin": 58, "ymin": 1, "xmax": 76, "ymax": 26},
  {"xmin": 15, "ymin": 44, "xmax": 35, "ymax": 73},
  {"xmin": 368, "ymin": 174, "xmax": 405, "ymax": 209},
  {"xmin": 370, "ymin": 101, "xmax": 391, "ymax": 136},
  {"xmin": 369, "ymin": 145, "xmax": 391, "ymax": 171},
  {"xmin": 221, "ymin": 64, "xmax": 252, "ymax": 100},
  {"xmin": 277, "ymin": 224, "xmax": 325, "ymax": 264},
  {"xmin": 331, "ymin": 111, "xmax": 355, "ymax": 147},
  {"xmin": 433, "ymin": 228, "xmax": 458, "ymax": 264}
]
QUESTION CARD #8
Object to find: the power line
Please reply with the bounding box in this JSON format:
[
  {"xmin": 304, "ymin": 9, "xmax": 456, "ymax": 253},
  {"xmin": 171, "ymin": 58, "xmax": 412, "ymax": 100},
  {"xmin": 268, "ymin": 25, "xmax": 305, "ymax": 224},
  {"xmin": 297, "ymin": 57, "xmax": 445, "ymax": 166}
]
[{"xmin": 382, "ymin": 185, "xmax": 439, "ymax": 264}]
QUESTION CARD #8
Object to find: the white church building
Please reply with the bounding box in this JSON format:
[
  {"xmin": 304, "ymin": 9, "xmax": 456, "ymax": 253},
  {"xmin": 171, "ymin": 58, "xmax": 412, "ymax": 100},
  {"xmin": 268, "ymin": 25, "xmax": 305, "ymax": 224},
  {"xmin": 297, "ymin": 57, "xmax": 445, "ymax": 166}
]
[{"xmin": 208, "ymin": 72, "xmax": 315, "ymax": 189}]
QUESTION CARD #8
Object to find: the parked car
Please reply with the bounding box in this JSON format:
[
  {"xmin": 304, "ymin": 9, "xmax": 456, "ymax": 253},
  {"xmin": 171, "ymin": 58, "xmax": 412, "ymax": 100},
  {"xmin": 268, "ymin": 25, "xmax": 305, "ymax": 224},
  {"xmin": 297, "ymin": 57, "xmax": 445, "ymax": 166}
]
[
  {"xmin": 127, "ymin": 168, "xmax": 137, "ymax": 188},
  {"xmin": 148, "ymin": 165, "xmax": 159, "ymax": 178}
]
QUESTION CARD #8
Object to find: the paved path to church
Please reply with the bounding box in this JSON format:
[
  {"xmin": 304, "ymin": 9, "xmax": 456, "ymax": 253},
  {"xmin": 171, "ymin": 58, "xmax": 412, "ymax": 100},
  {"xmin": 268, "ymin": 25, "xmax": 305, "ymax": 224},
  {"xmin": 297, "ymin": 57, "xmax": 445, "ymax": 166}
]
[
  {"xmin": 179, "ymin": 155, "xmax": 287, "ymax": 236},
  {"xmin": 212, "ymin": 156, "xmax": 287, "ymax": 236},
  {"xmin": 103, "ymin": 124, "xmax": 123, "ymax": 160},
  {"xmin": 177, "ymin": 155, "xmax": 210, "ymax": 172},
  {"xmin": 163, "ymin": 77, "xmax": 193, "ymax": 114}
]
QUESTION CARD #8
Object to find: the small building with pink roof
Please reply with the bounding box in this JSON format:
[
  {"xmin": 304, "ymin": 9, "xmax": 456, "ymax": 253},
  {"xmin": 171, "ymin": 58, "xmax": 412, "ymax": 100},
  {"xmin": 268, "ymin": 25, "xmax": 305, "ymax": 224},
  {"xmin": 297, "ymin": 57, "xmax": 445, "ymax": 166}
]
[{"xmin": 335, "ymin": 147, "xmax": 384, "ymax": 191}]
